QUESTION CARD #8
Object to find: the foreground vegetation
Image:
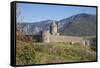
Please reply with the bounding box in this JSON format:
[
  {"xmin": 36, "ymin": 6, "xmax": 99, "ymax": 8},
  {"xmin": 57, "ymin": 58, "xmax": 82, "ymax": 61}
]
[
  {"xmin": 16, "ymin": 29, "xmax": 96, "ymax": 65},
  {"xmin": 16, "ymin": 40, "xmax": 96, "ymax": 65}
]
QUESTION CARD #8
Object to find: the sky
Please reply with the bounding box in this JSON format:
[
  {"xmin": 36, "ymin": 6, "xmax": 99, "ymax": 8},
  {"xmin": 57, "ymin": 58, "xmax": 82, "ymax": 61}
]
[{"xmin": 16, "ymin": 3, "xmax": 96, "ymax": 23}]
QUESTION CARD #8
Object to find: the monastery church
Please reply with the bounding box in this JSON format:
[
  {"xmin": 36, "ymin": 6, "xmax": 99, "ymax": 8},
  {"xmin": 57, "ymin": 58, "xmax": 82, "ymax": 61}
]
[{"xmin": 41, "ymin": 20, "xmax": 90, "ymax": 46}]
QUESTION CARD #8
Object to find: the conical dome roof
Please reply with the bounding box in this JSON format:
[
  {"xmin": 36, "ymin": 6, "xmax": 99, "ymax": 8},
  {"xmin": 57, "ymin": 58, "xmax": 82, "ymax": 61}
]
[{"xmin": 51, "ymin": 20, "xmax": 57, "ymax": 27}]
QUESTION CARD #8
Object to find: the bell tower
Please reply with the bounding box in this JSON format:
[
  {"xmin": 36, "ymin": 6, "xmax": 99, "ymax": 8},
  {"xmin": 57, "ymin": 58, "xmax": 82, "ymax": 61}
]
[{"xmin": 50, "ymin": 20, "xmax": 57, "ymax": 35}]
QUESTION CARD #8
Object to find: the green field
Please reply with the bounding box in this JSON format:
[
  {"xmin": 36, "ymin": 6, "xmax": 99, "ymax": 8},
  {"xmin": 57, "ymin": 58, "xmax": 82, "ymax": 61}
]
[{"xmin": 16, "ymin": 40, "xmax": 96, "ymax": 65}]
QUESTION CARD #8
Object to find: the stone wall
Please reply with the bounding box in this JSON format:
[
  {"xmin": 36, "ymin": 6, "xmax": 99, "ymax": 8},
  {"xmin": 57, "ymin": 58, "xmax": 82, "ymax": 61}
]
[{"xmin": 49, "ymin": 35, "xmax": 88, "ymax": 45}]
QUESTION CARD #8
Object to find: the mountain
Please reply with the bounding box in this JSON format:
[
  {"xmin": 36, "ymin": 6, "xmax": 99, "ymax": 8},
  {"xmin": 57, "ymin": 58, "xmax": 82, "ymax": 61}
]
[
  {"xmin": 17, "ymin": 20, "xmax": 52, "ymax": 35},
  {"xmin": 57, "ymin": 13, "xmax": 96, "ymax": 36},
  {"xmin": 17, "ymin": 13, "xmax": 96, "ymax": 36}
]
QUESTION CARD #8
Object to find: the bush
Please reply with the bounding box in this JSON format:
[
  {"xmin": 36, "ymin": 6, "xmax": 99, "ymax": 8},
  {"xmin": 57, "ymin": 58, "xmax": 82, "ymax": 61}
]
[{"xmin": 16, "ymin": 41, "xmax": 35, "ymax": 65}]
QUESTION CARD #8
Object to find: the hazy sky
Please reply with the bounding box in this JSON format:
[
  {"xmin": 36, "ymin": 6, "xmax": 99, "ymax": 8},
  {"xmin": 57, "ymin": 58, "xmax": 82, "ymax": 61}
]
[{"xmin": 16, "ymin": 3, "xmax": 96, "ymax": 23}]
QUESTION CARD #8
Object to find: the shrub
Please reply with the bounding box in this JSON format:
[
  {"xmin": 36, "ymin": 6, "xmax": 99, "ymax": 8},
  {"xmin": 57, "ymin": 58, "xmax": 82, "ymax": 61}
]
[{"xmin": 16, "ymin": 41, "xmax": 35, "ymax": 65}]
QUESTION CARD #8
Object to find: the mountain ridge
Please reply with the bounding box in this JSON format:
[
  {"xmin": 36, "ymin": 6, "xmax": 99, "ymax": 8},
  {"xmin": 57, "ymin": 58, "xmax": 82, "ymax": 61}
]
[{"xmin": 17, "ymin": 13, "xmax": 96, "ymax": 36}]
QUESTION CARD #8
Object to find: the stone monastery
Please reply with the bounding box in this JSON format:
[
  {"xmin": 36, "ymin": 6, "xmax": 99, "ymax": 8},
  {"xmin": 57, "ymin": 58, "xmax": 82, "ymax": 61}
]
[{"xmin": 41, "ymin": 20, "xmax": 90, "ymax": 46}]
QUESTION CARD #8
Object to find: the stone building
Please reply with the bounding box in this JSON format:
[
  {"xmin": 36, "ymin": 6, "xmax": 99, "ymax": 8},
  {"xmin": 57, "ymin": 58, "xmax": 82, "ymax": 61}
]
[
  {"xmin": 42, "ymin": 31, "xmax": 50, "ymax": 43},
  {"xmin": 50, "ymin": 20, "xmax": 57, "ymax": 35},
  {"xmin": 42, "ymin": 20, "xmax": 90, "ymax": 46}
]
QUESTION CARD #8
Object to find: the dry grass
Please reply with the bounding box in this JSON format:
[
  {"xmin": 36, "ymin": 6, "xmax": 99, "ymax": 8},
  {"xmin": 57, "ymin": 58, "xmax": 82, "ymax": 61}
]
[{"xmin": 16, "ymin": 41, "xmax": 96, "ymax": 65}]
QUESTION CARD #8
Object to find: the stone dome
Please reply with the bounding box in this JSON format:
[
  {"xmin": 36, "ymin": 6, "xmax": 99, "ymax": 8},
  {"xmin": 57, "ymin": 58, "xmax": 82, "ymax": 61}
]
[{"xmin": 50, "ymin": 20, "xmax": 57, "ymax": 27}]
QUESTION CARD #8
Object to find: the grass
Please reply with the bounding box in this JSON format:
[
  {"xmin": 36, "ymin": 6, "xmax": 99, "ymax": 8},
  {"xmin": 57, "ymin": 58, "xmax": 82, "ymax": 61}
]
[{"xmin": 16, "ymin": 41, "xmax": 96, "ymax": 65}]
